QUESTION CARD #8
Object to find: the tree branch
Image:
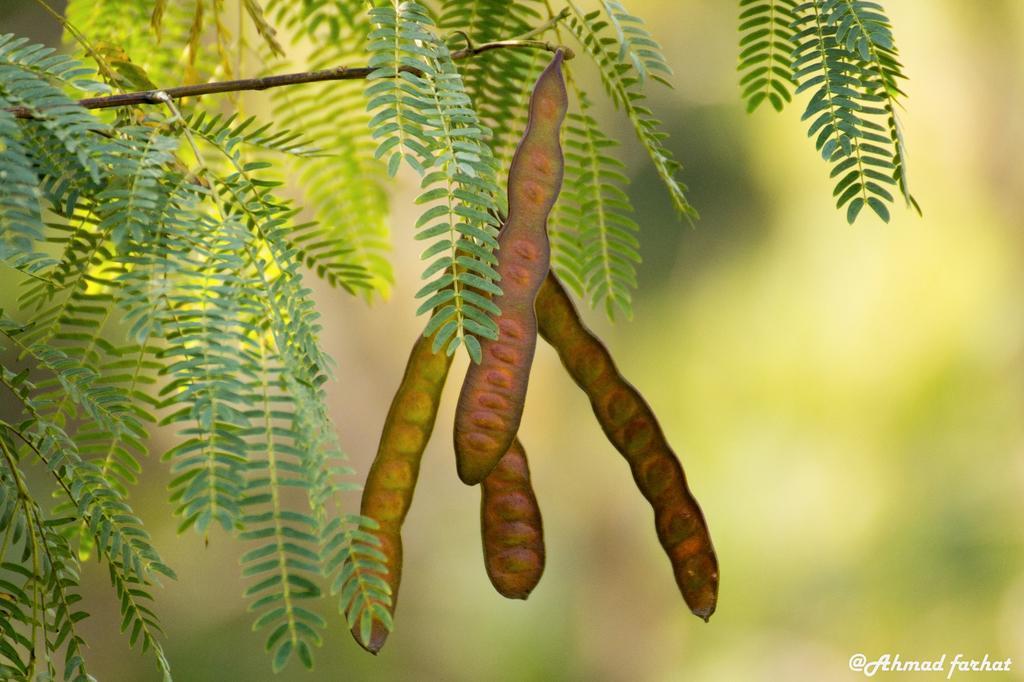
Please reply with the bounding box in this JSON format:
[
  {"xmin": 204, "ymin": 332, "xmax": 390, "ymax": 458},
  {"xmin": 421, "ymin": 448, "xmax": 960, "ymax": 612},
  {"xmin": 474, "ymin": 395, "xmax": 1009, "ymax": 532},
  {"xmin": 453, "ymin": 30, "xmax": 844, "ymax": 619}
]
[{"xmin": 7, "ymin": 39, "xmax": 573, "ymax": 119}]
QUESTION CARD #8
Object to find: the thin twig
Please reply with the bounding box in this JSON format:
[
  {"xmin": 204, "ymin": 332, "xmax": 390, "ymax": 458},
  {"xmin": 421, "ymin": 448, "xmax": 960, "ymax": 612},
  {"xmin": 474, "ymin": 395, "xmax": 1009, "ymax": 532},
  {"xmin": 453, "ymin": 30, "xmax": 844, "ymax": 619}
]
[
  {"xmin": 512, "ymin": 7, "xmax": 571, "ymax": 42},
  {"xmin": 7, "ymin": 39, "xmax": 573, "ymax": 119}
]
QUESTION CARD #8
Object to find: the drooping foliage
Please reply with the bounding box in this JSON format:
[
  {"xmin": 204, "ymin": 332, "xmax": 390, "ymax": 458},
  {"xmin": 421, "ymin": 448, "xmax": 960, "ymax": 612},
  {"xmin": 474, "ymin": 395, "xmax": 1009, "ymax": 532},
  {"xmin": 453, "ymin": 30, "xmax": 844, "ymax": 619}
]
[
  {"xmin": 738, "ymin": 0, "xmax": 799, "ymax": 112},
  {"xmin": 737, "ymin": 0, "xmax": 918, "ymax": 221},
  {"xmin": 0, "ymin": 17, "xmax": 372, "ymax": 676}
]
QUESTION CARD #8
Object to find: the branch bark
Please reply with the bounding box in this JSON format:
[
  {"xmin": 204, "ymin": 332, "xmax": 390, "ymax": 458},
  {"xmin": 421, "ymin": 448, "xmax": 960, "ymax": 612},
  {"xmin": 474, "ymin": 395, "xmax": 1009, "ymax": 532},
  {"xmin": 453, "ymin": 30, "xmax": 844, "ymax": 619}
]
[{"xmin": 7, "ymin": 39, "xmax": 573, "ymax": 120}]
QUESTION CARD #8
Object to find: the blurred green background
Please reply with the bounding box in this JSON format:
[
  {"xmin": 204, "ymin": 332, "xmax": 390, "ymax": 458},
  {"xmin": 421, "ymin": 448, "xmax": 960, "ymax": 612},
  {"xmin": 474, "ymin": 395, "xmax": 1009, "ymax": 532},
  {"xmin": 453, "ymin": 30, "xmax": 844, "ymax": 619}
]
[{"xmin": 3, "ymin": 1, "xmax": 1024, "ymax": 680}]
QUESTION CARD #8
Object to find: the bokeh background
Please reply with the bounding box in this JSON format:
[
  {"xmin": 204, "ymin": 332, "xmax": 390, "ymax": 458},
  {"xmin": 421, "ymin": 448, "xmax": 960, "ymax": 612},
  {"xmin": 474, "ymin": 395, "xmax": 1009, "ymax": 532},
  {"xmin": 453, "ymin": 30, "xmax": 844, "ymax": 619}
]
[{"xmin": 2, "ymin": 1, "xmax": 1023, "ymax": 680}]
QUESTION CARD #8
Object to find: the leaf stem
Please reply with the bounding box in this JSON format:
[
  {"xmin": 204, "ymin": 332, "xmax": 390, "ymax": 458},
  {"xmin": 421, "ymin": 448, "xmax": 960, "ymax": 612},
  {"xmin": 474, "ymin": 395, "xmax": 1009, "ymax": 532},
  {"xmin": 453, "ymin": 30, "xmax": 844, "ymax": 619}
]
[{"xmin": 7, "ymin": 39, "xmax": 574, "ymax": 119}]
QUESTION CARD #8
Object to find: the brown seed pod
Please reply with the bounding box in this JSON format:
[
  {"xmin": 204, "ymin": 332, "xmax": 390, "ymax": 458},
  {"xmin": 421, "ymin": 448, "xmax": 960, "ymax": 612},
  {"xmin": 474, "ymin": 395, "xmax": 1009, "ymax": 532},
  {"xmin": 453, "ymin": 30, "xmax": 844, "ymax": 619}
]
[
  {"xmin": 480, "ymin": 438, "xmax": 545, "ymax": 599},
  {"xmin": 535, "ymin": 273, "xmax": 720, "ymax": 620},
  {"xmin": 351, "ymin": 328, "xmax": 454, "ymax": 653},
  {"xmin": 453, "ymin": 49, "xmax": 569, "ymax": 485}
]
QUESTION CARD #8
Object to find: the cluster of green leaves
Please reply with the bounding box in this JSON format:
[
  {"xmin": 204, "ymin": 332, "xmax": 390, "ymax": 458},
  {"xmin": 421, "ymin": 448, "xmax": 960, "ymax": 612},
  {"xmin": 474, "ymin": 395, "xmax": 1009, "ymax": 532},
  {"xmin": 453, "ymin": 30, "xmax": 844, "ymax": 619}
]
[
  {"xmin": 258, "ymin": 2, "xmax": 405, "ymax": 656},
  {"xmin": 438, "ymin": 0, "xmax": 545, "ymax": 184},
  {"xmin": 429, "ymin": 0, "xmax": 687, "ymax": 321},
  {"xmin": 737, "ymin": 0, "xmax": 918, "ymax": 222},
  {"xmin": 0, "ymin": 32, "xmax": 178, "ymax": 680},
  {"xmin": 552, "ymin": 92, "xmax": 640, "ymax": 319},
  {"xmin": 0, "ymin": 5, "xmax": 386, "ymax": 673},
  {"xmin": 551, "ymin": 0, "xmax": 685, "ymax": 319},
  {"xmin": 272, "ymin": 0, "xmax": 696, "ymax": 330},
  {"xmin": 263, "ymin": 1, "xmax": 394, "ymax": 296},
  {"xmin": 363, "ymin": 1, "xmax": 503, "ymax": 362}
]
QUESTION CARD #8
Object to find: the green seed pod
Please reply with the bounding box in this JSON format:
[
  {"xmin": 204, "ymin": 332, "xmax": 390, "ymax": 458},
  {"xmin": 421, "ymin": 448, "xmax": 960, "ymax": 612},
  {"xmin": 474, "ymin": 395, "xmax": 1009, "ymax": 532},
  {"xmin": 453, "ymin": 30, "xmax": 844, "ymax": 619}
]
[
  {"xmin": 535, "ymin": 273, "xmax": 720, "ymax": 620},
  {"xmin": 454, "ymin": 50, "xmax": 569, "ymax": 485},
  {"xmin": 480, "ymin": 438, "xmax": 545, "ymax": 599},
  {"xmin": 351, "ymin": 328, "xmax": 454, "ymax": 653}
]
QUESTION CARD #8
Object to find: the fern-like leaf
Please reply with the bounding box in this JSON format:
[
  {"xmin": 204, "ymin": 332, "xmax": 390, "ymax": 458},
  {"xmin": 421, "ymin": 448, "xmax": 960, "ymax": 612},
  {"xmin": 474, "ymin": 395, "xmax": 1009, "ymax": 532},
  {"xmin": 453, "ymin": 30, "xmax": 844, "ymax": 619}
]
[
  {"xmin": 565, "ymin": 4, "xmax": 696, "ymax": 220},
  {"xmin": 65, "ymin": 0, "xmax": 175, "ymax": 84},
  {"xmin": 157, "ymin": 216, "xmax": 258, "ymax": 535},
  {"xmin": 0, "ymin": 352, "xmax": 173, "ymax": 680},
  {"xmin": 0, "ymin": 327, "xmax": 172, "ymax": 583},
  {"xmin": 599, "ymin": 0, "xmax": 673, "ymax": 87},
  {"xmin": 326, "ymin": 514, "xmax": 394, "ymax": 648},
  {"xmin": 239, "ymin": 340, "xmax": 325, "ymax": 673},
  {"xmin": 0, "ymin": 107, "xmax": 49, "ymax": 271},
  {"xmin": 262, "ymin": 11, "xmax": 395, "ymax": 296},
  {"xmin": 558, "ymin": 91, "xmax": 640, "ymax": 320},
  {"xmin": 0, "ymin": 34, "xmax": 108, "ymax": 186},
  {"xmin": 792, "ymin": 0, "xmax": 902, "ymax": 222},
  {"xmin": 368, "ymin": 2, "xmax": 503, "ymax": 362},
  {"xmin": 821, "ymin": 0, "xmax": 917, "ymax": 212},
  {"xmin": 738, "ymin": 0, "xmax": 799, "ymax": 112},
  {"xmin": 365, "ymin": 2, "xmax": 437, "ymax": 176},
  {"xmin": 412, "ymin": 43, "xmax": 503, "ymax": 361}
]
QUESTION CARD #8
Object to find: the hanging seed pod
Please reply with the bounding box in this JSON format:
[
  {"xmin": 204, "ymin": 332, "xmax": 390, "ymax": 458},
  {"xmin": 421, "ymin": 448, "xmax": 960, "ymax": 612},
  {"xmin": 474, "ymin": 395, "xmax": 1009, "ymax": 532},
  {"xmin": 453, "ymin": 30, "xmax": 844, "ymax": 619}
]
[
  {"xmin": 351, "ymin": 327, "xmax": 454, "ymax": 653},
  {"xmin": 535, "ymin": 272, "xmax": 719, "ymax": 620},
  {"xmin": 454, "ymin": 50, "xmax": 569, "ymax": 485},
  {"xmin": 480, "ymin": 438, "xmax": 545, "ymax": 599}
]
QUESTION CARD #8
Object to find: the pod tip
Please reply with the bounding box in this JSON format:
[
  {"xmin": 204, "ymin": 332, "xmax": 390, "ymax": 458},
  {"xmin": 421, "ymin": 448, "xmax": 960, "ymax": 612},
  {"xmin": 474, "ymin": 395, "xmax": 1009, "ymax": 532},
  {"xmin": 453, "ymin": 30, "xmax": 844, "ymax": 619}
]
[
  {"xmin": 455, "ymin": 457, "xmax": 496, "ymax": 486},
  {"xmin": 457, "ymin": 468, "xmax": 484, "ymax": 486},
  {"xmin": 496, "ymin": 589, "xmax": 531, "ymax": 600},
  {"xmin": 352, "ymin": 623, "xmax": 390, "ymax": 655},
  {"xmin": 691, "ymin": 605, "xmax": 715, "ymax": 623}
]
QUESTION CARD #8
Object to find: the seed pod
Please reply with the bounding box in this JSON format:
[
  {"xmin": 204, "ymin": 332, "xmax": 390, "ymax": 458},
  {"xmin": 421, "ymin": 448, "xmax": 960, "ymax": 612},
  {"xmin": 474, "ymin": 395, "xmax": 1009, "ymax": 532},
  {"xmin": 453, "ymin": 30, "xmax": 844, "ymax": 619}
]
[
  {"xmin": 351, "ymin": 328, "xmax": 454, "ymax": 653},
  {"xmin": 480, "ymin": 438, "xmax": 545, "ymax": 599},
  {"xmin": 535, "ymin": 273, "xmax": 719, "ymax": 620},
  {"xmin": 454, "ymin": 50, "xmax": 569, "ymax": 485}
]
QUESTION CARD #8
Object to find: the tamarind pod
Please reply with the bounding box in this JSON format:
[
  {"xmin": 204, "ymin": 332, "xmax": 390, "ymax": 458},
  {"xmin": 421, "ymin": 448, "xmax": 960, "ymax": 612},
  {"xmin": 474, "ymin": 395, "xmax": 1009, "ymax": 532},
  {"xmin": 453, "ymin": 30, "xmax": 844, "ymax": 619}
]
[
  {"xmin": 351, "ymin": 328, "xmax": 455, "ymax": 653},
  {"xmin": 480, "ymin": 438, "xmax": 545, "ymax": 599},
  {"xmin": 454, "ymin": 50, "xmax": 569, "ymax": 485},
  {"xmin": 535, "ymin": 273, "xmax": 719, "ymax": 621}
]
